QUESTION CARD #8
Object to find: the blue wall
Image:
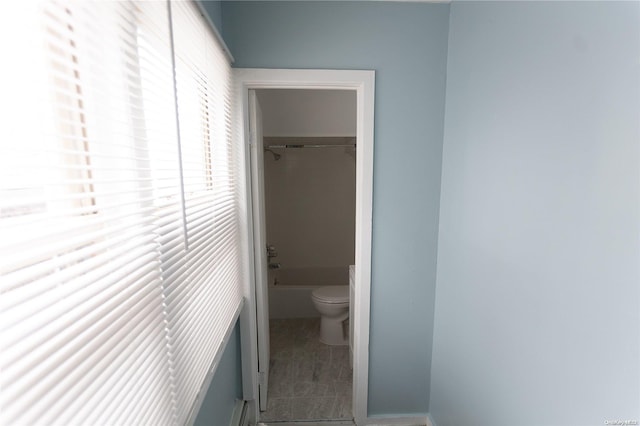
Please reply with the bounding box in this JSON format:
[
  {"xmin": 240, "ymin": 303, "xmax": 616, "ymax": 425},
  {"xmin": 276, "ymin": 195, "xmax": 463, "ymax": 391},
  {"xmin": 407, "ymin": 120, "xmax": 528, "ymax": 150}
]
[
  {"xmin": 220, "ymin": 1, "xmax": 450, "ymax": 416},
  {"xmin": 430, "ymin": 2, "xmax": 640, "ymax": 425},
  {"xmin": 200, "ymin": 1, "xmax": 223, "ymax": 37},
  {"xmin": 194, "ymin": 323, "xmax": 243, "ymax": 426}
]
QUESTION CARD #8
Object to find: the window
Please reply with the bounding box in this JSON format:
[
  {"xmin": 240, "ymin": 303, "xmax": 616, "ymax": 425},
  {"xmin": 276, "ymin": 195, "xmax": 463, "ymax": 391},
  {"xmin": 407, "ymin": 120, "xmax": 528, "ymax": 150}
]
[{"xmin": 0, "ymin": 2, "xmax": 244, "ymax": 425}]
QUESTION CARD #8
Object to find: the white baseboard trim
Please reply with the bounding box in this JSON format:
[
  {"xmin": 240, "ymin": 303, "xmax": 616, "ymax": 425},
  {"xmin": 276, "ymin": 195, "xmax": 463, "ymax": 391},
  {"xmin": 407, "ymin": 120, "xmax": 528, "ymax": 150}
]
[
  {"xmin": 258, "ymin": 414, "xmax": 435, "ymax": 426},
  {"xmin": 258, "ymin": 420, "xmax": 355, "ymax": 426},
  {"xmin": 230, "ymin": 399, "xmax": 249, "ymax": 426},
  {"xmin": 363, "ymin": 415, "xmax": 429, "ymax": 426},
  {"xmin": 259, "ymin": 422, "xmax": 354, "ymax": 426}
]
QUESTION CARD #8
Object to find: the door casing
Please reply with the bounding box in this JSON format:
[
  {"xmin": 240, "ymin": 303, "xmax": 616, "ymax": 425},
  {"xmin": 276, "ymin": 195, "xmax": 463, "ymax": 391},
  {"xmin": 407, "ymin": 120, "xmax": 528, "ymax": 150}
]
[
  {"xmin": 233, "ymin": 69, "xmax": 375, "ymax": 425},
  {"xmin": 247, "ymin": 89, "xmax": 269, "ymax": 412}
]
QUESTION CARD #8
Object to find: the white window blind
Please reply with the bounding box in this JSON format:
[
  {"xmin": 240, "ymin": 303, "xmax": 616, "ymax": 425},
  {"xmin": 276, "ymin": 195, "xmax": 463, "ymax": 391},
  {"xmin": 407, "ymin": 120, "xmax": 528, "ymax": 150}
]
[
  {"xmin": 0, "ymin": 1, "xmax": 244, "ymax": 425},
  {"xmin": 167, "ymin": 1, "xmax": 243, "ymax": 423}
]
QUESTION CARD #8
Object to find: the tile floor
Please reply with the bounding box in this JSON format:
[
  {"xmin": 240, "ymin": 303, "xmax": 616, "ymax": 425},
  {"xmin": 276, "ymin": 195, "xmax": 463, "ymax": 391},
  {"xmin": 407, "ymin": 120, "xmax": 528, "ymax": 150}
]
[{"xmin": 260, "ymin": 318, "xmax": 353, "ymax": 422}]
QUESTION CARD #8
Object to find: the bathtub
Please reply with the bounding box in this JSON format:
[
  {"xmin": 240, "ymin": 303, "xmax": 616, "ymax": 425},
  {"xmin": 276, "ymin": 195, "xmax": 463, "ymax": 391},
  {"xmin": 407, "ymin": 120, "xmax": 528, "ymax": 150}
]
[{"xmin": 268, "ymin": 266, "xmax": 349, "ymax": 319}]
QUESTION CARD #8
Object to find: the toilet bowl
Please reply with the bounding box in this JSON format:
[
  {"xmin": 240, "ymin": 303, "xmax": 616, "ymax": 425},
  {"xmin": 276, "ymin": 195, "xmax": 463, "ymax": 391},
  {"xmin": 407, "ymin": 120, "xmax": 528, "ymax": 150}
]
[{"xmin": 311, "ymin": 286, "xmax": 349, "ymax": 346}]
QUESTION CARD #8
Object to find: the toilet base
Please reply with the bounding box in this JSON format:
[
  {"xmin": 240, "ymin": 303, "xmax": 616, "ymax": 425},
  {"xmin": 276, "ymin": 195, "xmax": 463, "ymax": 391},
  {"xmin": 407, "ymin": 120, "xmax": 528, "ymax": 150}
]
[{"xmin": 319, "ymin": 316, "xmax": 348, "ymax": 346}]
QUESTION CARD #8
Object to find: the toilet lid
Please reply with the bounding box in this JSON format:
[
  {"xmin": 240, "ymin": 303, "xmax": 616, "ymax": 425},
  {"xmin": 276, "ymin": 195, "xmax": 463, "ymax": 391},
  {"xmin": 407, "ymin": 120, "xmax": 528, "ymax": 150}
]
[{"xmin": 312, "ymin": 286, "xmax": 349, "ymax": 303}]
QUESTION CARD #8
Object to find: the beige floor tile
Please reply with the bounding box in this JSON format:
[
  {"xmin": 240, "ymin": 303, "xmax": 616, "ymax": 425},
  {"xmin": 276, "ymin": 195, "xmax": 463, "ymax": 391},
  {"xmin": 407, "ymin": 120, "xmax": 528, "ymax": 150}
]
[
  {"xmin": 290, "ymin": 397, "xmax": 337, "ymax": 420},
  {"xmin": 260, "ymin": 398, "xmax": 292, "ymax": 422},
  {"xmin": 260, "ymin": 318, "xmax": 353, "ymax": 423}
]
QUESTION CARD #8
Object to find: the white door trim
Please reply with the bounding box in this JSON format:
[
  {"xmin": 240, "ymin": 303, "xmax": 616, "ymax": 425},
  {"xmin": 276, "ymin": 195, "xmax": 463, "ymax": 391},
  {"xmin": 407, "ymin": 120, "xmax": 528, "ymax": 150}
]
[
  {"xmin": 248, "ymin": 90, "xmax": 270, "ymax": 411},
  {"xmin": 233, "ymin": 68, "xmax": 375, "ymax": 425}
]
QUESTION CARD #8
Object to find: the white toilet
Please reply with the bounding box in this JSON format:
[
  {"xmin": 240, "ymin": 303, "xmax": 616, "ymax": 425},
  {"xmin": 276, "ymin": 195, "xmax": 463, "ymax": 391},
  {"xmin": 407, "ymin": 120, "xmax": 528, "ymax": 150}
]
[{"xmin": 311, "ymin": 286, "xmax": 349, "ymax": 346}]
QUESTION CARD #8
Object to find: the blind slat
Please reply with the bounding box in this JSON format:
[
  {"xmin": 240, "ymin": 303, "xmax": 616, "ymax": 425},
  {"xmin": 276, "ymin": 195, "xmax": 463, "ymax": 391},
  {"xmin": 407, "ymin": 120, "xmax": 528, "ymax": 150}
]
[{"xmin": 1, "ymin": 1, "xmax": 242, "ymax": 425}]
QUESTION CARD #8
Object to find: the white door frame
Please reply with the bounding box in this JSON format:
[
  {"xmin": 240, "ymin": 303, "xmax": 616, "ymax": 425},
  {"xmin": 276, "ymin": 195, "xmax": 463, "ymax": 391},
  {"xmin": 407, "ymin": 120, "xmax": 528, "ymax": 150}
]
[
  {"xmin": 233, "ymin": 68, "xmax": 375, "ymax": 425},
  {"xmin": 247, "ymin": 90, "xmax": 270, "ymax": 412}
]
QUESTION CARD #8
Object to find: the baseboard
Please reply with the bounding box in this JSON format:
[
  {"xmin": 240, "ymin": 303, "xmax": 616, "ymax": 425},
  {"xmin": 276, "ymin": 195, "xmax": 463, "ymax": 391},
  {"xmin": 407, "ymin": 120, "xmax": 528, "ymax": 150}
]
[
  {"xmin": 364, "ymin": 415, "xmax": 429, "ymax": 426},
  {"xmin": 230, "ymin": 399, "xmax": 249, "ymax": 426},
  {"xmin": 258, "ymin": 415, "xmax": 432, "ymax": 426},
  {"xmin": 258, "ymin": 422, "xmax": 354, "ymax": 426}
]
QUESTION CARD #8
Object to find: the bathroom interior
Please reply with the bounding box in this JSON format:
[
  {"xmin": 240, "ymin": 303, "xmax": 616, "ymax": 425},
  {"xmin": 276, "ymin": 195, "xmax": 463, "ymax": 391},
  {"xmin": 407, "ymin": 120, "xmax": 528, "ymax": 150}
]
[{"xmin": 256, "ymin": 88, "xmax": 357, "ymax": 422}]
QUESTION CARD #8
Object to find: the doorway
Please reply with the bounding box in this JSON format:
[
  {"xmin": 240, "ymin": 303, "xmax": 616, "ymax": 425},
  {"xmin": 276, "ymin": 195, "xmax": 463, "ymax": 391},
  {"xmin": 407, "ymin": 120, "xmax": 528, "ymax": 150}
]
[
  {"xmin": 258, "ymin": 88, "xmax": 356, "ymax": 422},
  {"xmin": 234, "ymin": 69, "xmax": 374, "ymax": 426}
]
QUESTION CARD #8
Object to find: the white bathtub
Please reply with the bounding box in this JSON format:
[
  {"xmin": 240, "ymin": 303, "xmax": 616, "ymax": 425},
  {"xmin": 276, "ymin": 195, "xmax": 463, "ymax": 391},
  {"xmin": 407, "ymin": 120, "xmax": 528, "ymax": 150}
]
[{"xmin": 268, "ymin": 266, "xmax": 349, "ymax": 319}]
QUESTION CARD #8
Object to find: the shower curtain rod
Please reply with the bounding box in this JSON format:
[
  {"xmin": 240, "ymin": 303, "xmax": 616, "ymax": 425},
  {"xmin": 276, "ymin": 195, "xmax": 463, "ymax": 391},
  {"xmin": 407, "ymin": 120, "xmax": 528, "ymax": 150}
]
[{"xmin": 267, "ymin": 144, "xmax": 356, "ymax": 149}]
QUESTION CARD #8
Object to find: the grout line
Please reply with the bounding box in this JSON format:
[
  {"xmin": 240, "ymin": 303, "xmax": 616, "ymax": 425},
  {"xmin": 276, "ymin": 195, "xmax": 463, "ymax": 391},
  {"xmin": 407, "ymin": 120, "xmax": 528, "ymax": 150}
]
[{"xmin": 261, "ymin": 318, "xmax": 353, "ymax": 423}]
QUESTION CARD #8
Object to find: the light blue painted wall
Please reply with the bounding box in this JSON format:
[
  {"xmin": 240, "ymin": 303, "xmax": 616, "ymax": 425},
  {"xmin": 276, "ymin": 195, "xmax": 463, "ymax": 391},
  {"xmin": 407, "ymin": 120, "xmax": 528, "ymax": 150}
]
[
  {"xmin": 430, "ymin": 2, "xmax": 640, "ymax": 425},
  {"xmin": 200, "ymin": 1, "xmax": 223, "ymax": 36},
  {"xmin": 220, "ymin": 1, "xmax": 450, "ymax": 416},
  {"xmin": 193, "ymin": 323, "xmax": 243, "ymax": 426}
]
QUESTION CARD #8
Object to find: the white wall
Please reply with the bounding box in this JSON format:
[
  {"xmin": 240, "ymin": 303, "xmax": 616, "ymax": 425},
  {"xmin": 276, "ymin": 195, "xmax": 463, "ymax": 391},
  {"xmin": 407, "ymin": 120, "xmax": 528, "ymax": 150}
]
[
  {"xmin": 257, "ymin": 89, "xmax": 356, "ymax": 137},
  {"xmin": 430, "ymin": 2, "xmax": 640, "ymax": 425}
]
